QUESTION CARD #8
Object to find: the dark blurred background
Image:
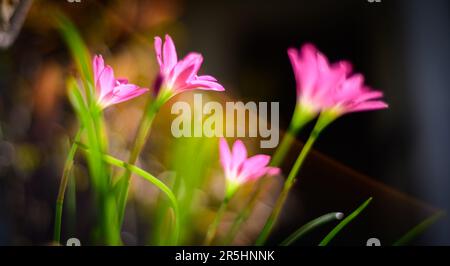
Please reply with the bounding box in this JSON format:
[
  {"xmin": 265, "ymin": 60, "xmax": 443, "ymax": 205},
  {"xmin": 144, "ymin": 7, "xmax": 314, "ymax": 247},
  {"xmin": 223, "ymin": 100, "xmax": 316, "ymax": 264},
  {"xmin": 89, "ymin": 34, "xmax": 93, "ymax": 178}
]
[{"xmin": 0, "ymin": 0, "xmax": 449, "ymax": 245}]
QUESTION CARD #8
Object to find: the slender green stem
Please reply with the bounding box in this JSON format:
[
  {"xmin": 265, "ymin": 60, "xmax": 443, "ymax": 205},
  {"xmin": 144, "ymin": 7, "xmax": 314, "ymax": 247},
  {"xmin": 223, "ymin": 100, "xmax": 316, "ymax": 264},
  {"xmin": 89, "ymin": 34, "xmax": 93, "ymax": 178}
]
[
  {"xmin": 393, "ymin": 211, "xmax": 445, "ymax": 246},
  {"xmin": 116, "ymin": 98, "xmax": 161, "ymax": 226},
  {"xmin": 90, "ymin": 106, "xmax": 121, "ymax": 245},
  {"xmin": 78, "ymin": 142, "xmax": 180, "ymax": 245},
  {"xmin": 319, "ymin": 197, "xmax": 372, "ymax": 246},
  {"xmin": 255, "ymin": 126, "xmax": 321, "ymax": 245},
  {"xmin": 66, "ymin": 165, "xmax": 77, "ymax": 235},
  {"xmin": 284, "ymin": 127, "xmax": 320, "ymax": 188},
  {"xmin": 270, "ymin": 132, "xmax": 295, "ymax": 167},
  {"xmin": 204, "ymin": 196, "xmax": 231, "ymax": 245},
  {"xmin": 129, "ymin": 100, "xmax": 159, "ymax": 166},
  {"xmin": 271, "ymin": 105, "xmax": 314, "ymax": 167},
  {"xmin": 53, "ymin": 127, "xmax": 83, "ymax": 244},
  {"xmin": 154, "ymin": 172, "xmax": 179, "ymax": 246},
  {"xmin": 280, "ymin": 212, "xmax": 344, "ymax": 246}
]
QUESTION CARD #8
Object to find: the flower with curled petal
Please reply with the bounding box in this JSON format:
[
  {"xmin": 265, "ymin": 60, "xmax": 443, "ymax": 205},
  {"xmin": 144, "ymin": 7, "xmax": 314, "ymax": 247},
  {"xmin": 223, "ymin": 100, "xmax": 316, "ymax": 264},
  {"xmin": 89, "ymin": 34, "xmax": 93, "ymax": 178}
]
[
  {"xmin": 93, "ymin": 55, "xmax": 149, "ymax": 109},
  {"xmin": 154, "ymin": 34, "xmax": 224, "ymax": 100}
]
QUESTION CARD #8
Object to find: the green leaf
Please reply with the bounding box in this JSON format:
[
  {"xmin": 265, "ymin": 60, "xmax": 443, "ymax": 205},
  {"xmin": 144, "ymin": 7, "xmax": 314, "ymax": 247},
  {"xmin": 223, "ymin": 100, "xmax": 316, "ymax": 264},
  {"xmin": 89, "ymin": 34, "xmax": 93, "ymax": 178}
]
[
  {"xmin": 319, "ymin": 197, "xmax": 373, "ymax": 246},
  {"xmin": 67, "ymin": 78, "xmax": 87, "ymax": 116},
  {"xmin": 58, "ymin": 13, "xmax": 120, "ymax": 244},
  {"xmin": 77, "ymin": 142, "xmax": 180, "ymax": 245},
  {"xmin": 393, "ymin": 211, "xmax": 445, "ymax": 246},
  {"xmin": 53, "ymin": 12, "xmax": 94, "ymax": 104},
  {"xmin": 281, "ymin": 212, "xmax": 344, "ymax": 246}
]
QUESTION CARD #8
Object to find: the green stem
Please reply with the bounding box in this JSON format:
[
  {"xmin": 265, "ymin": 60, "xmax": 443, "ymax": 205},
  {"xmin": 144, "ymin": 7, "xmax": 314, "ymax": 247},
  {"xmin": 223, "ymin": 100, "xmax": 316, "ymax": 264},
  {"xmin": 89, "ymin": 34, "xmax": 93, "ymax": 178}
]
[
  {"xmin": 91, "ymin": 106, "xmax": 121, "ymax": 245},
  {"xmin": 116, "ymin": 98, "xmax": 161, "ymax": 226},
  {"xmin": 280, "ymin": 212, "xmax": 344, "ymax": 246},
  {"xmin": 53, "ymin": 127, "xmax": 83, "ymax": 244},
  {"xmin": 271, "ymin": 105, "xmax": 314, "ymax": 167},
  {"xmin": 255, "ymin": 126, "xmax": 321, "ymax": 245},
  {"xmin": 319, "ymin": 197, "xmax": 372, "ymax": 246},
  {"xmin": 151, "ymin": 171, "xmax": 177, "ymax": 246},
  {"xmin": 270, "ymin": 131, "xmax": 295, "ymax": 167},
  {"xmin": 204, "ymin": 196, "xmax": 231, "ymax": 245},
  {"xmin": 393, "ymin": 211, "xmax": 445, "ymax": 246},
  {"xmin": 66, "ymin": 165, "xmax": 77, "ymax": 235},
  {"xmin": 78, "ymin": 143, "xmax": 180, "ymax": 245}
]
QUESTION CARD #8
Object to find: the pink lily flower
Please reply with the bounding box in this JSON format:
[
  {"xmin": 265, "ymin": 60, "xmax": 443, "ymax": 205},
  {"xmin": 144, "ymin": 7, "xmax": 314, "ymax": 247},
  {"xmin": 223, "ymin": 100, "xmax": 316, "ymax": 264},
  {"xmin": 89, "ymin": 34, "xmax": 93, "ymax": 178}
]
[
  {"xmin": 219, "ymin": 138, "xmax": 280, "ymax": 196},
  {"xmin": 288, "ymin": 43, "xmax": 351, "ymax": 114},
  {"xmin": 154, "ymin": 34, "xmax": 224, "ymax": 98},
  {"xmin": 93, "ymin": 55, "xmax": 149, "ymax": 109},
  {"xmin": 288, "ymin": 43, "xmax": 388, "ymax": 117}
]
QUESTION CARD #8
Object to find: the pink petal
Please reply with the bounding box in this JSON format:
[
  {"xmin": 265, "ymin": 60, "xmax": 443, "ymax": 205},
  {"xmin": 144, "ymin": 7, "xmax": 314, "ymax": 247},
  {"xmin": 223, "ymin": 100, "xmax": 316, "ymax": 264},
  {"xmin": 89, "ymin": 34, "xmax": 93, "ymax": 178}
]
[
  {"xmin": 178, "ymin": 79, "xmax": 225, "ymax": 92},
  {"xmin": 237, "ymin": 154, "xmax": 271, "ymax": 183},
  {"xmin": 93, "ymin": 55, "xmax": 105, "ymax": 84},
  {"xmin": 219, "ymin": 138, "xmax": 232, "ymax": 179},
  {"xmin": 106, "ymin": 85, "xmax": 148, "ymax": 107},
  {"xmin": 298, "ymin": 44, "xmax": 319, "ymax": 94},
  {"xmin": 231, "ymin": 140, "xmax": 247, "ymax": 172},
  {"xmin": 163, "ymin": 34, "xmax": 178, "ymax": 72},
  {"xmin": 316, "ymin": 52, "xmax": 330, "ymax": 73},
  {"xmin": 171, "ymin": 53, "xmax": 203, "ymax": 88},
  {"xmin": 247, "ymin": 166, "xmax": 281, "ymax": 182},
  {"xmin": 112, "ymin": 84, "xmax": 141, "ymax": 96},
  {"xmin": 97, "ymin": 66, "xmax": 116, "ymax": 101},
  {"xmin": 243, "ymin": 155, "xmax": 271, "ymax": 170},
  {"xmin": 154, "ymin": 36, "xmax": 163, "ymax": 67},
  {"xmin": 248, "ymin": 166, "xmax": 280, "ymax": 182},
  {"xmin": 197, "ymin": 75, "xmax": 217, "ymax": 82},
  {"xmin": 287, "ymin": 48, "xmax": 301, "ymax": 94},
  {"xmin": 354, "ymin": 89, "xmax": 383, "ymax": 103},
  {"xmin": 347, "ymin": 101, "xmax": 388, "ymax": 113},
  {"xmin": 116, "ymin": 78, "xmax": 129, "ymax": 85},
  {"xmin": 266, "ymin": 167, "xmax": 281, "ymax": 176},
  {"xmin": 336, "ymin": 60, "xmax": 353, "ymax": 75},
  {"xmin": 334, "ymin": 74, "xmax": 365, "ymax": 102}
]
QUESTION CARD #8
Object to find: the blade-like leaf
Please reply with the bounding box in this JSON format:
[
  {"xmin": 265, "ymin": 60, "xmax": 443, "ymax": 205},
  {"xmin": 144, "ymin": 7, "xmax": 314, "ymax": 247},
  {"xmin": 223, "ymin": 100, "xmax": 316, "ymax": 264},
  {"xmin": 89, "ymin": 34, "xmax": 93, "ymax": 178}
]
[
  {"xmin": 319, "ymin": 197, "xmax": 372, "ymax": 246},
  {"xmin": 54, "ymin": 12, "xmax": 94, "ymax": 104},
  {"xmin": 281, "ymin": 212, "xmax": 344, "ymax": 246},
  {"xmin": 393, "ymin": 211, "xmax": 445, "ymax": 246}
]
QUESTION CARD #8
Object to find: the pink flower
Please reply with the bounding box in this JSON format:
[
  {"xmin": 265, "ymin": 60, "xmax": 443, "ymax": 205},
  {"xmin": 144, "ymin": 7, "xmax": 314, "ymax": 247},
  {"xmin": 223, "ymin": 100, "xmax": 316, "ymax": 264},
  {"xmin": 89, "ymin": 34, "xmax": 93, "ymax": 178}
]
[
  {"xmin": 288, "ymin": 44, "xmax": 351, "ymax": 114},
  {"xmin": 93, "ymin": 55, "xmax": 149, "ymax": 109},
  {"xmin": 219, "ymin": 138, "xmax": 280, "ymax": 195},
  {"xmin": 154, "ymin": 34, "xmax": 224, "ymax": 97},
  {"xmin": 288, "ymin": 43, "xmax": 388, "ymax": 117}
]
